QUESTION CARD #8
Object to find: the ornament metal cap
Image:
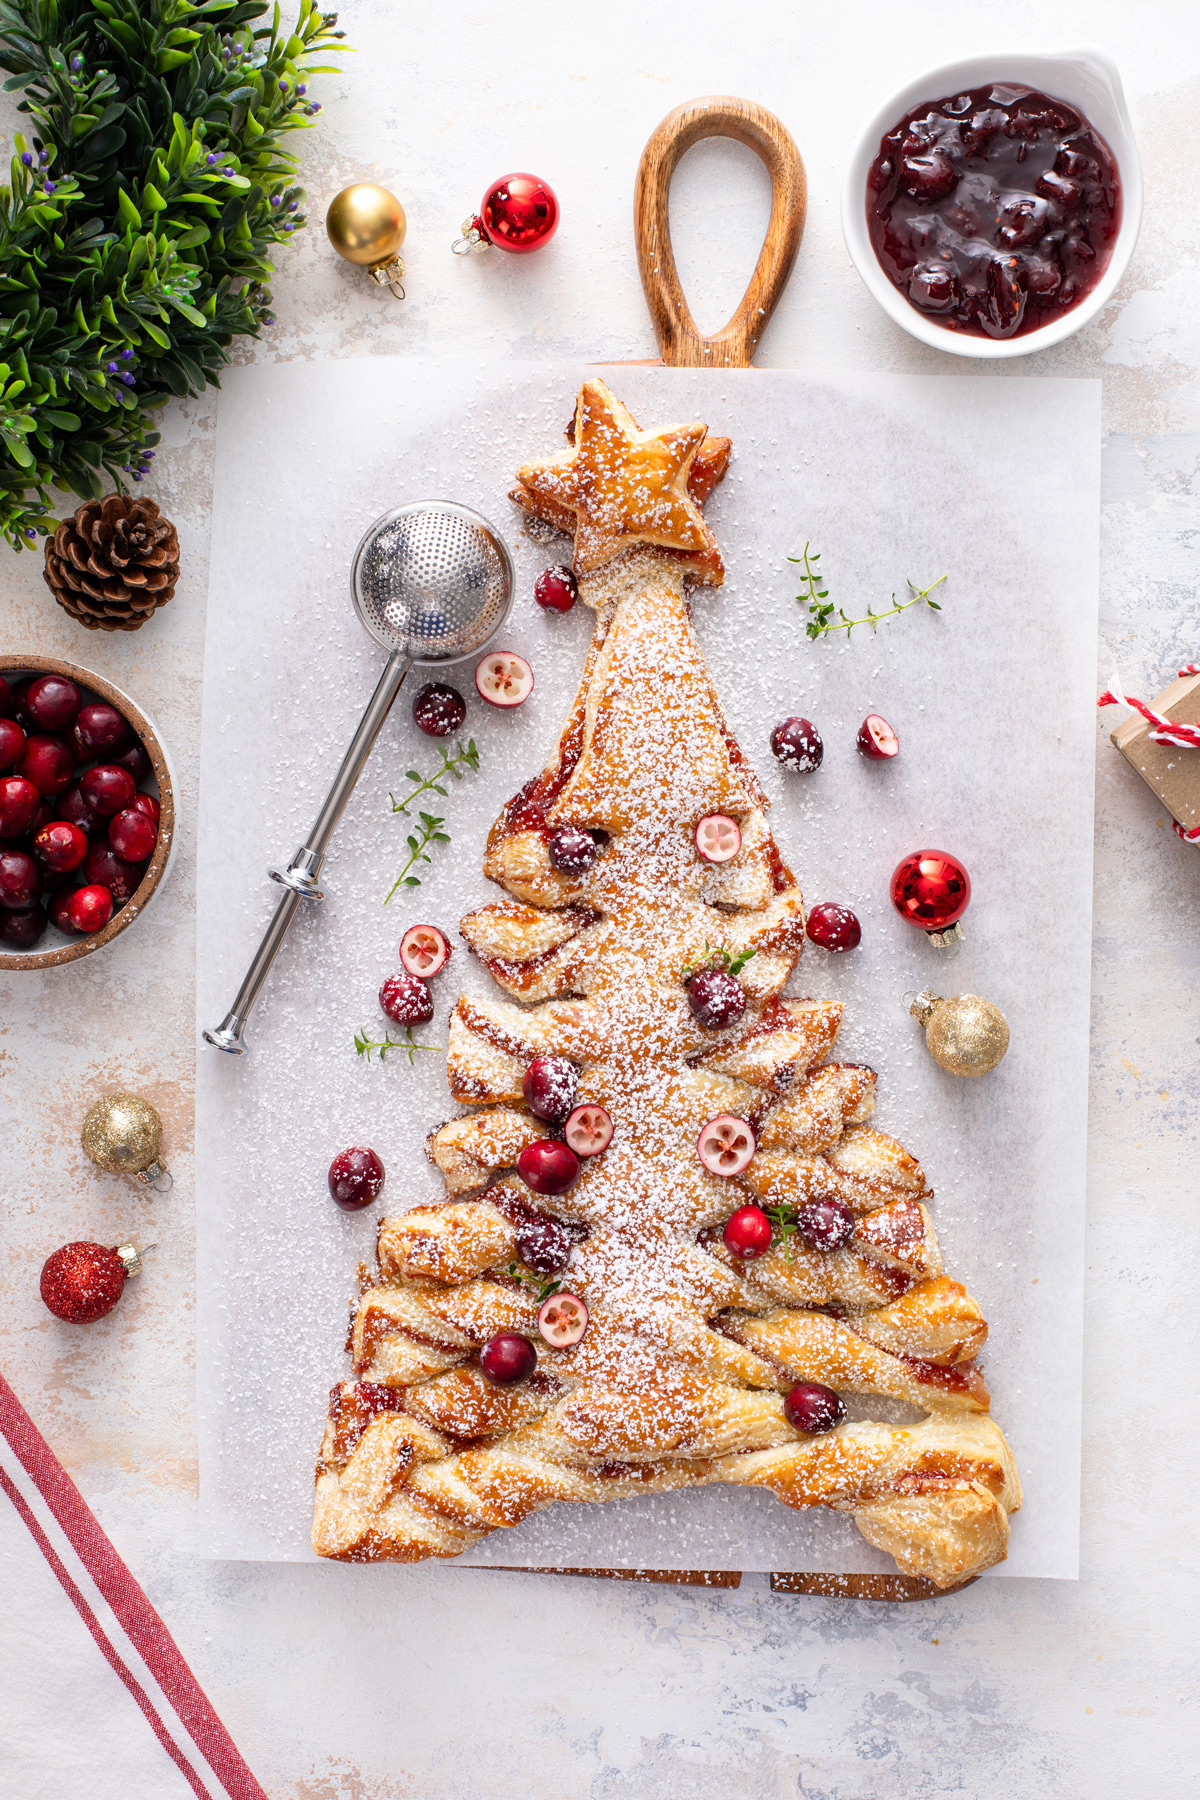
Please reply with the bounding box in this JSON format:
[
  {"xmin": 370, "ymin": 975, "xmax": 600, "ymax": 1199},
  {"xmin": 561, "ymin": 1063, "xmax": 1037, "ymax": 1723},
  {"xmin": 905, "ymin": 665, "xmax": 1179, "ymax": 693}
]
[
  {"xmin": 325, "ymin": 183, "xmax": 407, "ymax": 297},
  {"xmin": 909, "ymin": 989, "xmax": 1010, "ymax": 1078}
]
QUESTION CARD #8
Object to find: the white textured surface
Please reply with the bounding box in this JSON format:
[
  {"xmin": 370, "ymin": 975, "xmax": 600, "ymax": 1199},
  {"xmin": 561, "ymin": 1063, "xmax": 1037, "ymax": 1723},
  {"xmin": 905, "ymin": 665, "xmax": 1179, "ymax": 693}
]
[
  {"xmin": 196, "ymin": 360, "xmax": 1099, "ymax": 1575},
  {"xmin": 1, "ymin": 1, "xmax": 1198, "ymax": 1794}
]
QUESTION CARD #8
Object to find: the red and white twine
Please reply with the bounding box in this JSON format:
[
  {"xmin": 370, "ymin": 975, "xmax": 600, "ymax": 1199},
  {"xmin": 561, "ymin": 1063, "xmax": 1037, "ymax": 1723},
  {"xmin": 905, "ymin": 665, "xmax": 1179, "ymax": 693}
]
[{"xmin": 1098, "ymin": 664, "xmax": 1200, "ymax": 842}]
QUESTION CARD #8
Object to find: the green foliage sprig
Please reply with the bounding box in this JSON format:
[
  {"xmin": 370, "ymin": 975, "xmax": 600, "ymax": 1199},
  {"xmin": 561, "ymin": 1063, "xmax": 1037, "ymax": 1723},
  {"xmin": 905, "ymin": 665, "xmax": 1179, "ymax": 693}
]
[
  {"xmin": 789, "ymin": 541, "xmax": 948, "ymax": 640},
  {"xmin": 680, "ymin": 940, "xmax": 757, "ymax": 984},
  {"xmin": 0, "ymin": 0, "xmax": 344, "ymax": 549},
  {"xmin": 389, "ymin": 739, "xmax": 480, "ymax": 816},
  {"xmin": 353, "ymin": 1026, "xmax": 443, "ymax": 1066},
  {"xmin": 506, "ymin": 1262, "xmax": 561, "ymax": 1304},
  {"xmin": 384, "ymin": 810, "xmax": 450, "ymax": 905}
]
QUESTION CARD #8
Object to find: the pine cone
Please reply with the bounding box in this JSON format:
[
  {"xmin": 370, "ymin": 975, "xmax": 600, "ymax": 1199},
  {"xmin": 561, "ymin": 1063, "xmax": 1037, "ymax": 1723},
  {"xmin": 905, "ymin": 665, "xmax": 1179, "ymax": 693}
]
[{"xmin": 43, "ymin": 493, "xmax": 180, "ymax": 632}]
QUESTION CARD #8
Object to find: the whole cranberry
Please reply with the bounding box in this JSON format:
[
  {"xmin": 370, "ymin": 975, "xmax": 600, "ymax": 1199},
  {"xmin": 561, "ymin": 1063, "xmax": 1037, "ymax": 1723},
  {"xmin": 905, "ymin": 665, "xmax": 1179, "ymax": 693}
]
[
  {"xmin": 515, "ymin": 1213, "xmax": 576, "ymax": 1275},
  {"xmin": 770, "ymin": 717, "xmax": 823, "ymax": 773},
  {"xmin": 67, "ymin": 884, "xmax": 113, "ymax": 934},
  {"xmin": 57, "ymin": 782, "xmax": 104, "ymax": 839},
  {"xmin": 112, "ymin": 740, "xmax": 152, "ymax": 784},
  {"xmin": 723, "ymin": 1205, "xmax": 772, "ymax": 1260},
  {"xmin": 517, "ymin": 1138, "xmax": 580, "ymax": 1196},
  {"xmin": 28, "ymin": 799, "xmax": 54, "ymax": 837},
  {"xmin": 80, "ymin": 764, "xmax": 136, "ymax": 817},
  {"xmin": 686, "ymin": 967, "xmax": 746, "ymax": 1030},
  {"xmin": 795, "ymin": 1198, "xmax": 856, "ymax": 1252},
  {"xmin": 0, "ymin": 718, "xmax": 25, "ymax": 770},
  {"xmin": 73, "ymin": 702, "xmax": 131, "ymax": 760},
  {"xmin": 379, "ymin": 970, "xmax": 434, "ymax": 1026},
  {"xmin": 806, "ymin": 903, "xmax": 862, "ymax": 953},
  {"xmin": 25, "ymin": 674, "xmax": 81, "ymax": 733},
  {"xmin": 534, "ymin": 565, "xmax": 578, "ymax": 613},
  {"xmin": 32, "ymin": 821, "xmax": 89, "ymax": 875},
  {"xmin": 327, "ymin": 1145, "xmax": 385, "ymax": 1210},
  {"xmin": 17, "ymin": 735, "xmax": 75, "ymax": 799},
  {"xmin": 131, "ymin": 791, "xmax": 161, "ymax": 827},
  {"xmin": 9, "ymin": 678, "xmax": 32, "ymax": 726},
  {"xmin": 480, "ymin": 1331, "xmax": 537, "ymax": 1384},
  {"xmin": 47, "ymin": 883, "xmax": 82, "ymax": 934},
  {"xmin": 0, "ymin": 776, "xmax": 41, "ymax": 839},
  {"xmin": 0, "ymin": 675, "xmax": 13, "ymax": 718},
  {"xmin": 522, "ymin": 1054, "xmax": 578, "ymax": 1122},
  {"xmin": 0, "ymin": 849, "xmax": 41, "ymax": 909},
  {"xmin": 784, "ymin": 1381, "xmax": 846, "ymax": 1435},
  {"xmin": 84, "ymin": 845, "xmax": 144, "ymax": 903},
  {"xmin": 0, "ymin": 903, "xmax": 46, "ymax": 949},
  {"xmin": 412, "ymin": 682, "xmax": 466, "ymax": 738},
  {"xmin": 548, "ymin": 825, "xmax": 598, "ymax": 876},
  {"xmin": 900, "ymin": 150, "xmax": 956, "ymax": 201},
  {"xmin": 109, "ymin": 807, "xmax": 157, "ymax": 863}
]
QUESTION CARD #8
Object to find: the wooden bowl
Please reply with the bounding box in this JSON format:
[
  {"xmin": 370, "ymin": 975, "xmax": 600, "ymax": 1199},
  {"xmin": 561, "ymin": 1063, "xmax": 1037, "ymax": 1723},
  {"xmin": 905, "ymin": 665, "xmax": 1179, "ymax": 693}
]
[{"xmin": 0, "ymin": 655, "xmax": 176, "ymax": 970}]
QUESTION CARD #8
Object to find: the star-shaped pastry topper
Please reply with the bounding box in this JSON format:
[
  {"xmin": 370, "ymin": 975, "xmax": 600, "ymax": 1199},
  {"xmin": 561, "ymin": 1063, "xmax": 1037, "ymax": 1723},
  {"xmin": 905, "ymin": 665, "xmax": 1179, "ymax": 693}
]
[{"xmin": 512, "ymin": 378, "xmax": 728, "ymax": 585}]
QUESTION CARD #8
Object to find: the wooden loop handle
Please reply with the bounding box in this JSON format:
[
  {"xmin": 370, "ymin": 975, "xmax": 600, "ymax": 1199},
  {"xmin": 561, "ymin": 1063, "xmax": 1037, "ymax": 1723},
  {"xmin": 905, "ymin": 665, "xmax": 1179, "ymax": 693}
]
[{"xmin": 635, "ymin": 95, "xmax": 806, "ymax": 368}]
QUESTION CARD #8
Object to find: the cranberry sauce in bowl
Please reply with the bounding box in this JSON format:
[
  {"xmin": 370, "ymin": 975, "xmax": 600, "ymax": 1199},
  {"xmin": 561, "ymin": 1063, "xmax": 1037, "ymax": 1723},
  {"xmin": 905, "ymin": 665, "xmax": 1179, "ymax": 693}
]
[{"xmin": 867, "ymin": 83, "xmax": 1120, "ymax": 341}]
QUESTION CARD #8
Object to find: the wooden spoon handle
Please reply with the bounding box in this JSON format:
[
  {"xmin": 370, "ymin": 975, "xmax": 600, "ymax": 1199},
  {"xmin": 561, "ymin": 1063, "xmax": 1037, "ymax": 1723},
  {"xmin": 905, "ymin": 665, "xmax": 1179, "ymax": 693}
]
[{"xmin": 634, "ymin": 95, "xmax": 807, "ymax": 368}]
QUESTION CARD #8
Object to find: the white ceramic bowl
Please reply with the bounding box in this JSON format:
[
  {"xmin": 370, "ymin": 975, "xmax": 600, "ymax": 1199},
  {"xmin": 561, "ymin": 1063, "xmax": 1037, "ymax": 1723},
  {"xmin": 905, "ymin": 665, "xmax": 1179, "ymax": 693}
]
[{"xmin": 841, "ymin": 47, "xmax": 1143, "ymax": 359}]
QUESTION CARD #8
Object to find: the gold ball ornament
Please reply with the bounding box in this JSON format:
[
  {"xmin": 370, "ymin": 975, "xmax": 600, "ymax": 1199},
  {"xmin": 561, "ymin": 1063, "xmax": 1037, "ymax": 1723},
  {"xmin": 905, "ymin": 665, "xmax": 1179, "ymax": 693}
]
[
  {"xmin": 909, "ymin": 990, "xmax": 1010, "ymax": 1078},
  {"xmin": 325, "ymin": 183, "xmax": 407, "ymax": 296},
  {"xmin": 81, "ymin": 1093, "xmax": 173, "ymax": 1192}
]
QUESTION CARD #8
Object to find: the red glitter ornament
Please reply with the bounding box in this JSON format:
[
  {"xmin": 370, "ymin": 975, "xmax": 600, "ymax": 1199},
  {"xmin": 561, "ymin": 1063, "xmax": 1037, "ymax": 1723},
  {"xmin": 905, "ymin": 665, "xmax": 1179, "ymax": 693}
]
[
  {"xmin": 454, "ymin": 173, "xmax": 559, "ymax": 255},
  {"xmin": 890, "ymin": 849, "xmax": 971, "ymax": 944},
  {"xmin": 39, "ymin": 1240, "xmax": 143, "ymax": 1323}
]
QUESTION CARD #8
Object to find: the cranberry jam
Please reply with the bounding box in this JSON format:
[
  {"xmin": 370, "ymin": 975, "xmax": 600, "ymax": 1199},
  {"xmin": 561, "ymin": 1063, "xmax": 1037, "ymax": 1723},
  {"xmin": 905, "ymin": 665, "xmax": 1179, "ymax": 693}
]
[{"xmin": 867, "ymin": 84, "xmax": 1121, "ymax": 340}]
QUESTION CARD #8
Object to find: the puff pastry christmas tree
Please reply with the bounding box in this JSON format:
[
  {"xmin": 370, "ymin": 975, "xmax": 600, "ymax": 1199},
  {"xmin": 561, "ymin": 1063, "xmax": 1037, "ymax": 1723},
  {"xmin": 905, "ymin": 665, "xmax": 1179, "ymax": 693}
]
[{"xmin": 313, "ymin": 379, "xmax": 1021, "ymax": 1586}]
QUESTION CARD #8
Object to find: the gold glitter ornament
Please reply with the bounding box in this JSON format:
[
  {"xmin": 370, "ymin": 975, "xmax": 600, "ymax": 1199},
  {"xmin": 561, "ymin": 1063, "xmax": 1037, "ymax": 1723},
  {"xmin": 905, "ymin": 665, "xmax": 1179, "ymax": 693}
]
[
  {"xmin": 325, "ymin": 183, "xmax": 407, "ymax": 296},
  {"xmin": 909, "ymin": 990, "xmax": 1010, "ymax": 1078},
  {"xmin": 81, "ymin": 1093, "xmax": 173, "ymax": 1192}
]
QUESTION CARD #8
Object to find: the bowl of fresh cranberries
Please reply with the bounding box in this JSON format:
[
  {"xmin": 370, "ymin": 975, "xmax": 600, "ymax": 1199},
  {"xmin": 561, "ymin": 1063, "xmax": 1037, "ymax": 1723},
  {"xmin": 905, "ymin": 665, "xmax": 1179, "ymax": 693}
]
[
  {"xmin": 842, "ymin": 49, "xmax": 1142, "ymax": 356},
  {"xmin": 0, "ymin": 656, "xmax": 175, "ymax": 970}
]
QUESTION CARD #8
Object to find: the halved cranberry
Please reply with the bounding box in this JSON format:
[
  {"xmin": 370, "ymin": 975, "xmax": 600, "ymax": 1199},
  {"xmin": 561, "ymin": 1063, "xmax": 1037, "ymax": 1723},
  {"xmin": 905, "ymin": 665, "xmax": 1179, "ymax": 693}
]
[
  {"xmin": 112, "ymin": 741, "xmax": 152, "ymax": 783},
  {"xmin": 83, "ymin": 845, "xmax": 144, "ymax": 903},
  {"xmin": 536, "ymin": 1291, "xmax": 589, "ymax": 1347},
  {"xmin": 57, "ymin": 782, "xmax": 104, "ymax": 839},
  {"xmin": 73, "ymin": 702, "xmax": 131, "ymax": 759},
  {"xmin": 0, "ymin": 849, "xmax": 41, "ymax": 909},
  {"xmin": 379, "ymin": 971, "xmax": 434, "ymax": 1026},
  {"xmin": 564, "ymin": 1103, "xmax": 612, "ymax": 1157},
  {"xmin": 522, "ymin": 1054, "xmax": 578, "ymax": 1123},
  {"xmin": 534, "ymin": 565, "xmax": 578, "ymax": 613},
  {"xmin": 698, "ymin": 1115, "xmax": 756, "ymax": 1177},
  {"xmin": 476, "ymin": 651, "xmax": 534, "ymax": 708},
  {"xmin": 328, "ymin": 1146, "xmax": 385, "ymax": 1210},
  {"xmin": 686, "ymin": 968, "xmax": 745, "ymax": 1030},
  {"xmin": 806, "ymin": 903, "xmax": 862, "ymax": 953},
  {"xmin": 515, "ymin": 1213, "xmax": 576, "ymax": 1274},
  {"xmin": 66, "ymin": 883, "xmax": 113, "ymax": 934},
  {"xmin": 32, "ymin": 821, "xmax": 89, "ymax": 875},
  {"xmin": 412, "ymin": 682, "xmax": 466, "ymax": 738},
  {"xmin": 399, "ymin": 923, "xmax": 451, "ymax": 978},
  {"xmin": 480, "ymin": 1332, "xmax": 537, "ymax": 1384},
  {"xmin": 784, "ymin": 1382, "xmax": 845, "ymax": 1434},
  {"xmin": 108, "ymin": 807, "xmax": 157, "ymax": 863},
  {"xmin": 0, "ymin": 718, "xmax": 25, "ymax": 770},
  {"xmin": 17, "ymin": 735, "xmax": 74, "ymax": 799},
  {"xmin": 770, "ymin": 716, "xmax": 823, "ymax": 773},
  {"xmin": 548, "ymin": 826, "xmax": 598, "ymax": 876},
  {"xmin": 795, "ymin": 1198, "xmax": 856, "ymax": 1252},
  {"xmin": 81, "ymin": 764, "xmax": 136, "ymax": 817},
  {"xmin": 0, "ymin": 903, "xmax": 46, "ymax": 948},
  {"xmin": 857, "ymin": 714, "xmax": 899, "ymax": 759},
  {"xmin": 694, "ymin": 813, "xmax": 741, "ymax": 864},
  {"xmin": 517, "ymin": 1139, "xmax": 579, "ymax": 1196},
  {"xmin": 0, "ymin": 776, "xmax": 40, "ymax": 839},
  {"xmin": 24, "ymin": 674, "xmax": 81, "ymax": 733},
  {"xmin": 723, "ymin": 1204, "xmax": 772, "ymax": 1259}
]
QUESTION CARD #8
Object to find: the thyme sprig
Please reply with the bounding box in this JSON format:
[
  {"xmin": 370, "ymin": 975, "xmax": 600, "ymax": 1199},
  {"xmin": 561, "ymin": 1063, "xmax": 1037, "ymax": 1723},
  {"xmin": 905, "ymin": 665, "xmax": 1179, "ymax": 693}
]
[
  {"xmin": 354, "ymin": 1026, "xmax": 443, "ymax": 1065},
  {"xmin": 765, "ymin": 1203, "xmax": 797, "ymax": 1259},
  {"xmin": 384, "ymin": 810, "xmax": 449, "ymax": 904},
  {"xmin": 507, "ymin": 1262, "xmax": 562, "ymax": 1304},
  {"xmin": 390, "ymin": 739, "xmax": 480, "ymax": 816},
  {"xmin": 680, "ymin": 941, "xmax": 757, "ymax": 984},
  {"xmin": 789, "ymin": 542, "xmax": 948, "ymax": 640}
]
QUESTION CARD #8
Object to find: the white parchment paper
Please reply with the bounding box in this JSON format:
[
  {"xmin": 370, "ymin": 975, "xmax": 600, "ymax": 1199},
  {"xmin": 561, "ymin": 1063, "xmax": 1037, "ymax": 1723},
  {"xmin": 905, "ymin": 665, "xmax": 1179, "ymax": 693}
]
[{"xmin": 196, "ymin": 360, "xmax": 1098, "ymax": 1574}]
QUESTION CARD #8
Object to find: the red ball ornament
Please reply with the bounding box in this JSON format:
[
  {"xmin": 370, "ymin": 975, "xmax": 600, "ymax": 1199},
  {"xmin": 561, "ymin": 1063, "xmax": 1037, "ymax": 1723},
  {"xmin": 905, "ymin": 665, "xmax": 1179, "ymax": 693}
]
[
  {"xmin": 39, "ymin": 1240, "xmax": 143, "ymax": 1323},
  {"xmin": 454, "ymin": 172, "xmax": 559, "ymax": 255},
  {"xmin": 890, "ymin": 849, "xmax": 971, "ymax": 945}
]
